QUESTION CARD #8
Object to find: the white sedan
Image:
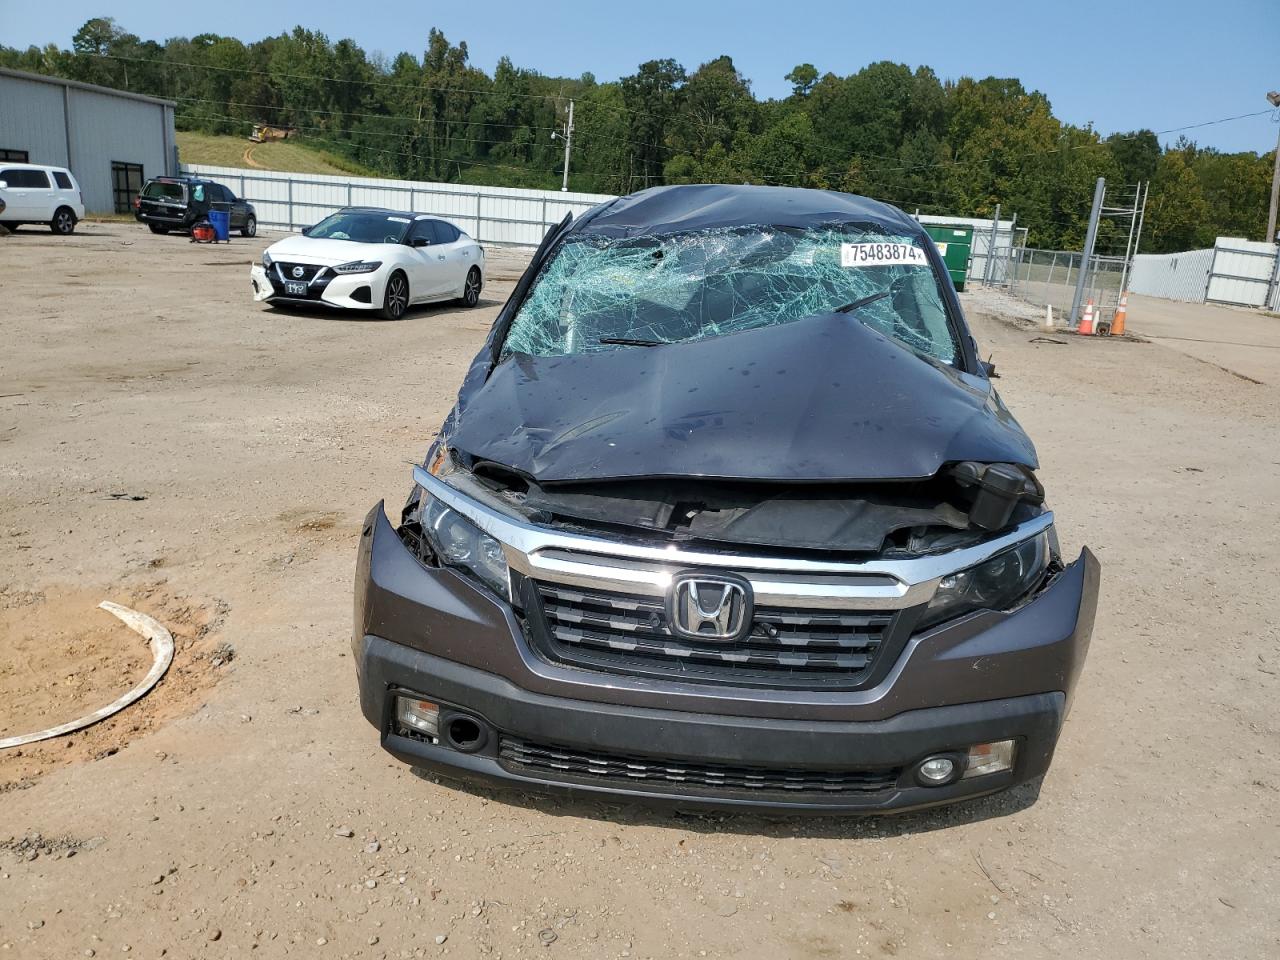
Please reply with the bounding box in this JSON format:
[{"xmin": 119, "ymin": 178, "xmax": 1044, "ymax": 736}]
[{"xmin": 250, "ymin": 207, "xmax": 484, "ymax": 319}]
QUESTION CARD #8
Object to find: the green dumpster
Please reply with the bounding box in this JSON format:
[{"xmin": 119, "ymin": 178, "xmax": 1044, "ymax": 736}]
[{"xmin": 924, "ymin": 224, "xmax": 973, "ymax": 292}]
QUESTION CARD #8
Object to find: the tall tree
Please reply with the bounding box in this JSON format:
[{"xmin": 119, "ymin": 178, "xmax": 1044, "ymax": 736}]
[{"xmin": 3, "ymin": 15, "xmax": 1272, "ymax": 248}]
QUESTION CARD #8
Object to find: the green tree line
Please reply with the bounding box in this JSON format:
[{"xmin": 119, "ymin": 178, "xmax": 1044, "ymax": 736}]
[{"xmin": 3, "ymin": 17, "xmax": 1274, "ymax": 253}]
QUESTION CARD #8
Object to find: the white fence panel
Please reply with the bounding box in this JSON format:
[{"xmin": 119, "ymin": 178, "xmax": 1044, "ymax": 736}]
[
  {"xmin": 1206, "ymin": 237, "xmax": 1279, "ymax": 307},
  {"xmin": 1129, "ymin": 248, "xmax": 1214, "ymax": 302},
  {"xmin": 180, "ymin": 163, "xmax": 615, "ymax": 246}
]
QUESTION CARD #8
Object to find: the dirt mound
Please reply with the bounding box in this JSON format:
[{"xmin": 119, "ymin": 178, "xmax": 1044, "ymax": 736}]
[{"xmin": 0, "ymin": 584, "xmax": 229, "ymax": 790}]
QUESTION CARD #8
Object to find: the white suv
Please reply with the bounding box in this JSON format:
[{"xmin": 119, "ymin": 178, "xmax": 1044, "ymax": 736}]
[{"xmin": 0, "ymin": 163, "xmax": 86, "ymax": 235}]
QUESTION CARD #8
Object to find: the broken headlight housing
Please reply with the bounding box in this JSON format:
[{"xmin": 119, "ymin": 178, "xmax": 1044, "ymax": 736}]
[
  {"xmin": 917, "ymin": 530, "xmax": 1051, "ymax": 631},
  {"xmin": 414, "ymin": 493, "xmax": 510, "ymax": 598}
]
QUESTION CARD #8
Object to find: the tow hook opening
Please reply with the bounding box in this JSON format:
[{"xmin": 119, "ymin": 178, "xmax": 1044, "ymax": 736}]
[{"xmin": 442, "ymin": 712, "xmax": 490, "ymax": 753}]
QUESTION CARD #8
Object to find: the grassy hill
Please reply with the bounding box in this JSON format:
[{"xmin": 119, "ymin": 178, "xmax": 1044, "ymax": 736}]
[{"xmin": 175, "ymin": 131, "xmax": 377, "ymax": 177}]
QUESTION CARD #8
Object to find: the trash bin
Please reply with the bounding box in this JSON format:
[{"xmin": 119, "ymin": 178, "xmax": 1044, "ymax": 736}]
[
  {"xmin": 208, "ymin": 204, "xmax": 231, "ymax": 242},
  {"xmin": 924, "ymin": 224, "xmax": 973, "ymax": 291}
]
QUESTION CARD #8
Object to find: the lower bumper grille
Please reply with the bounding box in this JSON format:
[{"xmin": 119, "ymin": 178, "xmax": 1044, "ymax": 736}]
[
  {"xmin": 529, "ymin": 582, "xmax": 897, "ymax": 688},
  {"xmin": 499, "ymin": 737, "xmax": 901, "ymax": 795}
]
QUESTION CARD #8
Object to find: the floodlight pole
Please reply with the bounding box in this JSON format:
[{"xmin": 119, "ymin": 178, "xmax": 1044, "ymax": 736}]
[
  {"xmin": 1267, "ymin": 91, "xmax": 1280, "ymax": 243},
  {"xmin": 1267, "ymin": 129, "xmax": 1280, "ymax": 243}
]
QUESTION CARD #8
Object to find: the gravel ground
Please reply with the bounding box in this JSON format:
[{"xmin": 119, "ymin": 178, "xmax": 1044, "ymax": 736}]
[{"xmin": 1, "ymin": 222, "xmax": 1277, "ymax": 959}]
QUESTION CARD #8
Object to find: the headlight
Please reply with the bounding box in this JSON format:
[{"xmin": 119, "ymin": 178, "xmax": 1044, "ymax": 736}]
[
  {"xmin": 416, "ymin": 493, "xmax": 509, "ymax": 598},
  {"xmin": 332, "ymin": 260, "xmax": 382, "ymax": 274},
  {"xmin": 261, "ymin": 251, "xmax": 273, "ymax": 268},
  {"xmin": 917, "ymin": 531, "xmax": 1051, "ymax": 631}
]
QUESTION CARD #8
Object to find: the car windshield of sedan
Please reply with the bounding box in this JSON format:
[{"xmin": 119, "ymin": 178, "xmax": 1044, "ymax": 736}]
[
  {"xmin": 307, "ymin": 211, "xmax": 412, "ymax": 244},
  {"xmin": 501, "ymin": 224, "xmax": 961, "ymax": 365}
]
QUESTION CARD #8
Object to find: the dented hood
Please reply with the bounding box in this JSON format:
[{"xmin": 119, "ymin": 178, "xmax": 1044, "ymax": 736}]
[{"xmin": 448, "ymin": 312, "xmax": 1037, "ymax": 484}]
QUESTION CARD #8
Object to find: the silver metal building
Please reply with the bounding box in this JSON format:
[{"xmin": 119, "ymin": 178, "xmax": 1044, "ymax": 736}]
[{"xmin": 0, "ymin": 68, "xmax": 177, "ymax": 214}]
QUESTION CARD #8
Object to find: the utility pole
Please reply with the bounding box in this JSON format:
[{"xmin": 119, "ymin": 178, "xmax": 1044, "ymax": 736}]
[
  {"xmin": 1266, "ymin": 91, "xmax": 1280, "ymax": 243},
  {"xmin": 556, "ymin": 99, "xmax": 575, "ymax": 193},
  {"xmin": 1070, "ymin": 177, "xmax": 1106, "ymax": 327}
]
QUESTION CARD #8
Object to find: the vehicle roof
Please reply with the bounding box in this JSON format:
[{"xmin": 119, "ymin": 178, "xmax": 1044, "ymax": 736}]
[
  {"xmin": 574, "ymin": 183, "xmax": 923, "ymax": 240},
  {"xmin": 339, "ymin": 206, "xmax": 440, "ymax": 221},
  {"xmin": 0, "ymin": 161, "xmax": 73, "ymax": 173}
]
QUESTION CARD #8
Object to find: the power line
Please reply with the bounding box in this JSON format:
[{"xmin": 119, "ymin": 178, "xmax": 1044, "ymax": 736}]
[
  {"xmin": 93, "ymin": 51, "xmax": 576, "ymax": 104},
  {"xmin": 175, "ymin": 97, "xmax": 567, "ymax": 133},
  {"xmin": 86, "ymin": 50, "xmax": 1271, "ymax": 191},
  {"xmin": 78, "ymin": 50, "xmax": 1274, "ymax": 233},
  {"xmin": 860, "ymin": 110, "xmax": 1274, "ymax": 177},
  {"xmin": 178, "ymin": 113, "xmax": 571, "ymax": 181}
]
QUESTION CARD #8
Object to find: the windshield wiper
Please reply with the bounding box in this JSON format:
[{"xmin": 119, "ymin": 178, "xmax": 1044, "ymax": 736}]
[
  {"xmin": 835, "ymin": 290, "xmax": 892, "ymax": 314},
  {"xmin": 597, "ymin": 337, "xmax": 663, "ymax": 347}
]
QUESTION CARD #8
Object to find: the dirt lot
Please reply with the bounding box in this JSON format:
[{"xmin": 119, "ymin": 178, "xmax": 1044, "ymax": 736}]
[{"xmin": 1, "ymin": 222, "xmax": 1277, "ymax": 959}]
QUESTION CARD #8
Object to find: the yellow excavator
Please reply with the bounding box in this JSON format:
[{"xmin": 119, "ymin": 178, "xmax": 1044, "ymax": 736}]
[{"xmin": 249, "ymin": 124, "xmax": 295, "ymax": 143}]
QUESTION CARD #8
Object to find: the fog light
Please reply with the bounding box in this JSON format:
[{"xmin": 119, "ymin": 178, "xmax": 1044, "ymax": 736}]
[
  {"xmin": 962, "ymin": 740, "xmax": 1016, "ymax": 779},
  {"xmin": 394, "ymin": 696, "xmax": 440, "ymax": 741},
  {"xmin": 916, "ymin": 756, "xmax": 957, "ymax": 786}
]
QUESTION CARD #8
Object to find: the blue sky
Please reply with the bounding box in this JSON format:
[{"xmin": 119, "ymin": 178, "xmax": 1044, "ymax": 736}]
[{"xmin": 5, "ymin": 0, "xmax": 1277, "ymax": 153}]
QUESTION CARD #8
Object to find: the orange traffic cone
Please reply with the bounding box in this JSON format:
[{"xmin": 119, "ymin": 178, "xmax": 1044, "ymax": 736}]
[
  {"xmin": 1078, "ymin": 299, "xmax": 1095, "ymax": 336},
  {"xmin": 1111, "ymin": 293, "xmax": 1128, "ymax": 336}
]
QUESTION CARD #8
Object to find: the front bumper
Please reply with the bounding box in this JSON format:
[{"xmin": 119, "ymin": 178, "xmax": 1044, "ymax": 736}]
[
  {"xmin": 250, "ymin": 262, "xmax": 380, "ymax": 310},
  {"xmin": 354, "ymin": 503, "xmax": 1099, "ymax": 814}
]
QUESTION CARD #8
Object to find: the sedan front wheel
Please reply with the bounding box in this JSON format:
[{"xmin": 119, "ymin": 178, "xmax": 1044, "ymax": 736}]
[{"xmin": 379, "ymin": 271, "xmax": 409, "ymax": 320}]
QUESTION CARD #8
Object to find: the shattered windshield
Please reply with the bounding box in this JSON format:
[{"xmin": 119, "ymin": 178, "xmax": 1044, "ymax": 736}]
[{"xmin": 502, "ymin": 225, "xmax": 961, "ymax": 364}]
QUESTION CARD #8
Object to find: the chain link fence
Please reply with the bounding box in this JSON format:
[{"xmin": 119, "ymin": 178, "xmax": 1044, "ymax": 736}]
[{"xmin": 1007, "ymin": 248, "xmax": 1126, "ymax": 327}]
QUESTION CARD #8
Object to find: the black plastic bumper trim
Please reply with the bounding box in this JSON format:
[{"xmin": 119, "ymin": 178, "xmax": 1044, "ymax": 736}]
[{"xmin": 359, "ymin": 634, "xmax": 1063, "ymax": 813}]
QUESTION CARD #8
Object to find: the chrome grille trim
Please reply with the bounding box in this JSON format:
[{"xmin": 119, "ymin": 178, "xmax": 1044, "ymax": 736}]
[
  {"xmin": 413, "ymin": 466, "xmax": 1054, "ymax": 608},
  {"xmin": 533, "ymin": 582, "xmax": 891, "ymax": 677},
  {"xmin": 519, "ymin": 547, "xmax": 929, "ymax": 610},
  {"xmin": 273, "ymin": 262, "xmax": 329, "ymax": 287}
]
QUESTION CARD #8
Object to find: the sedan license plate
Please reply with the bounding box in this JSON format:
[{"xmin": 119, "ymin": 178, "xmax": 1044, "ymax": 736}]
[{"xmin": 285, "ymin": 281, "xmax": 308, "ymax": 296}]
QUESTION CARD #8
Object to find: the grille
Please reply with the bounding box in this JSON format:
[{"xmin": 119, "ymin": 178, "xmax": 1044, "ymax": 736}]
[
  {"xmin": 500, "ymin": 737, "xmax": 900, "ymax": 795},
  {"xmin": 532, "ymin": 583, "xmax": 895, "ymax": 686},
  {"xmin": 274, "ymin": 262, "xmax": 325, "ymax": 282}
]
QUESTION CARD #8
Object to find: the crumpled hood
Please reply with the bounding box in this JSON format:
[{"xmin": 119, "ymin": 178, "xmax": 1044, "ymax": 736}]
[
  {"xmin": 448, "ymin": 313, "xmax": 1037, "ymax": 484},
  {"xmin": 265, "ymin": 235, "xmax": 395, "ymax": 264}
]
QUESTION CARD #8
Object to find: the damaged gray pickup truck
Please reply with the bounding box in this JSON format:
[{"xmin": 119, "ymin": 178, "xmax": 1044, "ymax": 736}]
[{"xmin": 353, "ymin": 184, "xmax": 1099, "ymax": 815}]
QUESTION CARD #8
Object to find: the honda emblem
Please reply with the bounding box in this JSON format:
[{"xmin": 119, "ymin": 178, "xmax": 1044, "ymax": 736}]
[{"xmin": 667, "ymin": 573, "xmax": 752, "ymax": 642}]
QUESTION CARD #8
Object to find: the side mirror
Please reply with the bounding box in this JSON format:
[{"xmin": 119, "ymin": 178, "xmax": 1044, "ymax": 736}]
[
  {"xmin": 0, "ymin": 181, "xmax": 7, "ymax": 189},
  {"xmin": 300, "ymin": 226, "xmax": 312, "ymax": 236},
  {"xmin": 981, "ymin": 359, "xmax": 999, "ymax": 379},
  {"xmin": 410, "ymin": 236, "xmax": 431, "ymax": 248}
]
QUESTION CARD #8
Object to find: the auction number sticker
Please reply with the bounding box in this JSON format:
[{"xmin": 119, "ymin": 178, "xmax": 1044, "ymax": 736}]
[{"xmin": 840, "ymin": 242, "xmax": 927, "ymax": 267}]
